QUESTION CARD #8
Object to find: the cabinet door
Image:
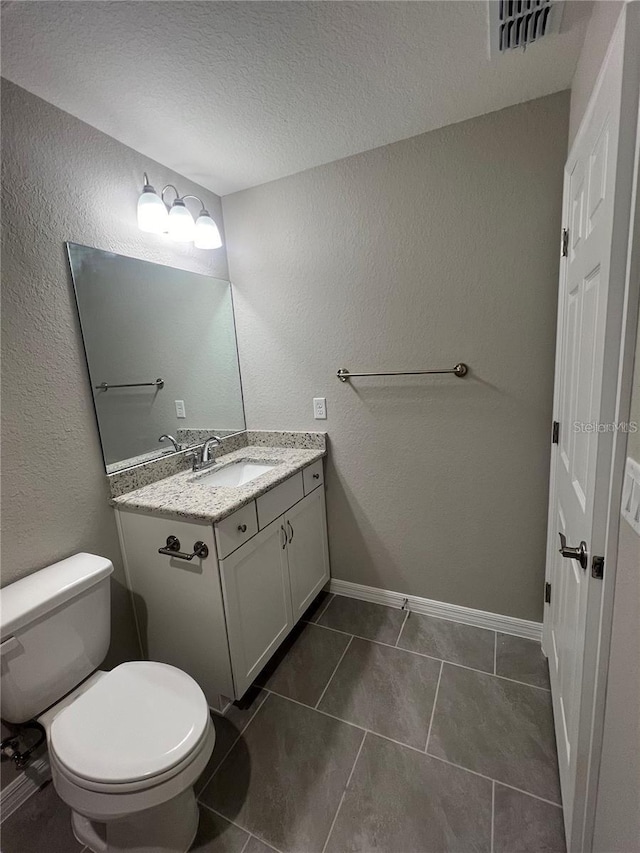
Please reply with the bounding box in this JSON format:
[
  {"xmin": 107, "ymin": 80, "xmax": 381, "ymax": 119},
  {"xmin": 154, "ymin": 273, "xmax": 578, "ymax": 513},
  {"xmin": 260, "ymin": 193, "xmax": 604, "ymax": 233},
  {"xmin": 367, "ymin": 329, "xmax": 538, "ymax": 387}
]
[
  {"xmin": 219, "ymin": 518, "xmax": 293, "ymax": 698},
  {"xmin": 285, "ymin": 488, "xmax": 331, "ymax": 622}
]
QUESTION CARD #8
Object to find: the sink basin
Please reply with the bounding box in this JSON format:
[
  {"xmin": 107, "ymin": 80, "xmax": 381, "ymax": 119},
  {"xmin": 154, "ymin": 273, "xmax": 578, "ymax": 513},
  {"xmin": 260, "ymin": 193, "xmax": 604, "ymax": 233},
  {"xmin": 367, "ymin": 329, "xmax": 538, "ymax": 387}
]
[{"xmin": 197, "ymin": 460, "xmax": 276, "ymax": 487}]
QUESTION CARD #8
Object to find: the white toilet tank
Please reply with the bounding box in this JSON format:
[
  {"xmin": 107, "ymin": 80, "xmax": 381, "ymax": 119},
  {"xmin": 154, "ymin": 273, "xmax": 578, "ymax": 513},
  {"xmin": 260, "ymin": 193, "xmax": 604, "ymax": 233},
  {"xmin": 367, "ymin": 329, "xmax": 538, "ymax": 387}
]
[{"xmin": 0, "ymin": 553, "xmax": 114, "ymax": 723}]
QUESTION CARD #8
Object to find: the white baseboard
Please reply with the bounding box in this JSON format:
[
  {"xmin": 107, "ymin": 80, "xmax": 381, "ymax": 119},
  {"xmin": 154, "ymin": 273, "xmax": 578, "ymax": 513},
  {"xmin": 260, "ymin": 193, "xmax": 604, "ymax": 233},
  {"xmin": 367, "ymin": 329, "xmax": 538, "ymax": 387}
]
[
  {"xmin": 0, "ymin": 755, "xmax": 51, "ymax": 823},
  {"xmin": 328, "ymin": 579, "xmax": 542, "ymax": 641}
]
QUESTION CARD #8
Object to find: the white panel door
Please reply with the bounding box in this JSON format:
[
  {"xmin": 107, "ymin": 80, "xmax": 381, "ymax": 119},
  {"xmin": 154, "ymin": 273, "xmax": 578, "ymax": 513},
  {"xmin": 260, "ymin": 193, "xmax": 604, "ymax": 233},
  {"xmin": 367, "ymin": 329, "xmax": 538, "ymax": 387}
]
[
  {"xmin": 544, "ymin": 18, "xmax": 625, "ymax": 842},
  {"xmin": 219, "ymin": 517, "xmax": 293, "ymax": 698},
  {"xmin": 286, "ymin": 488, "xmax": 331, "ymax": 621}
]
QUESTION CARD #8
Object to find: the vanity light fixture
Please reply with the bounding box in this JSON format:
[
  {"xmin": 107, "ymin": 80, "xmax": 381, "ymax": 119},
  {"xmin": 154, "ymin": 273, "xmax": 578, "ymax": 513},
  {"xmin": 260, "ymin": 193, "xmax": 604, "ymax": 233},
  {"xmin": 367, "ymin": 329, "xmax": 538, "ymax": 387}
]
[
  {"xmin": 137, "ymin": 175, "xmax": 168, "ymax": 234},
  {"xmin": 136, "ymin": 173, "xmax": 223, "ymax": 250},
  {"xmin": 167, "ymin": 197, "xmax": 195, "ymax": 243}
]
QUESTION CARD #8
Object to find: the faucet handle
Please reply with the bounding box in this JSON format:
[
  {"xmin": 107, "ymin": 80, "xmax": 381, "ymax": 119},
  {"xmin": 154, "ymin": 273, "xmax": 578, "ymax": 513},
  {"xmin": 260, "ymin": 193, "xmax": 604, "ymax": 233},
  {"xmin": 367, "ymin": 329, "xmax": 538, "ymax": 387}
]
[{"xmin": 185, "ymin": 450, "xmax": 200, "ymax": 471}]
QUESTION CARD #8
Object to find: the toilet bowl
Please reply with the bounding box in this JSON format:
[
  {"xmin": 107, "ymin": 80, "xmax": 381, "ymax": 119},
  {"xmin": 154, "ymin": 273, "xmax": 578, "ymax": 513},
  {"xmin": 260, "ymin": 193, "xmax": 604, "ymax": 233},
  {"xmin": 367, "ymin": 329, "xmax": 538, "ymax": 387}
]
[{"xmin": 41, "ymin": 661, "xmax": 215, "ymax": 853}]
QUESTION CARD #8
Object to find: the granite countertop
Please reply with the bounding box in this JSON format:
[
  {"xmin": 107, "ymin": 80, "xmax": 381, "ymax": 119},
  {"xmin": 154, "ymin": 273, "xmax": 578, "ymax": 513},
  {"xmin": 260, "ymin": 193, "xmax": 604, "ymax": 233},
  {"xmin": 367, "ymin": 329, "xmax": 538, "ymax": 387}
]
[{"xmin": 111, "ymin": 444, "xmax": 325, "ymax": 523}]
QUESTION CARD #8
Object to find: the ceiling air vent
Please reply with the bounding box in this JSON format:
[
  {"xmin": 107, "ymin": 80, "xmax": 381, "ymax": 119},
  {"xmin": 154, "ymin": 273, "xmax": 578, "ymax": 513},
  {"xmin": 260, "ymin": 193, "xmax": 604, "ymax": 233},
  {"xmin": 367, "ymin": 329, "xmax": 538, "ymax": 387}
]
[{"xmin": 489, "ymin": 0, "xmax": 564, "ymax": 56}]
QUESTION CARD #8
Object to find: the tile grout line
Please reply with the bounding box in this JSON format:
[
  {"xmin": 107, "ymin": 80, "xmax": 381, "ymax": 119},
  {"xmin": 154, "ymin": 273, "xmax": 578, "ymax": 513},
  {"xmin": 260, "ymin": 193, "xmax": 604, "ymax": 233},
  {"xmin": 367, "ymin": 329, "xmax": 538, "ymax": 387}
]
[
  {"xmin": 262, "ymin": 667, "xmax": 550, "ymax": 751},
  {"xmin": 320, "ymin": 730, "xmax": 367, "ymax": 853},
  {"xmin": 199, "ymin": 690, "xmax": 561, "ymax": 845},
  {"xmin": 424, "ymin": 660, "xmax": 444, "ymax": 753},
  {"xmin": 493, "ymin": 631, "xmax": 497, "ymax": 676},
  {"xmin": 424, "ymin": 750, "xmax": 563, "ymax": 808},
  {"xmin": 199, "ymin": 801, "xmax": 285, "ymax": 853},
  {"xmin": 248, "ymin": 833, "xmax": 282, "ymax": 853},
  {"xmin": 261, "ymin": 683, "xmax": 561, "ymax": 805},
  {"xmin": 198, "ymin": 691, "xmax": 269, "ymax": 793},
  {"xmin": 491, "ymin": 780, "xmax": 495, "ymax": 853},
  {"xmin": 493, "ymin": 779, "xmax": 563, "ymax": 810},
  {"xmin": 263, "ymin": 686, "xmax": 426, "ymax": 753},
  {"xmin": 315, "ymin": 635, "xmax": 354, "ymax": 709},
  {"xmin": 239, "ymin": 835, "xmax": 252, "ymax": 853},
  {"xmin": 447, "ymin": 662, "xmax": 551, "ymax": 693},
  {"xmin": 258, "ymin": 687, "xmax": 563, "ymax": 811},
  {"xmin": 395, "ymin": 608, "xmax": 411, "ymax": 646},
  {"xmin": 302, "ymin": 621, "xmax": 551, "ymax": 691},
  {"xmin": 313, "ymin": 593, "xmax": 335, "ymax": 623},
  {"xmin": 305, "ymin": 621, "xmax": 399, "ymax": 646}
]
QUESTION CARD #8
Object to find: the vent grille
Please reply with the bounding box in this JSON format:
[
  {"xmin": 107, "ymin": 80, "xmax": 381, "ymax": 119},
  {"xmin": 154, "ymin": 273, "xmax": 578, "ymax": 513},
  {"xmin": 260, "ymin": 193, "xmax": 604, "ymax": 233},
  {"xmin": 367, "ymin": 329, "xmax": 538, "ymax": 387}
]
[{"xmin": 489, "ymin": 0, "xmax": 564, "ymax": 55}]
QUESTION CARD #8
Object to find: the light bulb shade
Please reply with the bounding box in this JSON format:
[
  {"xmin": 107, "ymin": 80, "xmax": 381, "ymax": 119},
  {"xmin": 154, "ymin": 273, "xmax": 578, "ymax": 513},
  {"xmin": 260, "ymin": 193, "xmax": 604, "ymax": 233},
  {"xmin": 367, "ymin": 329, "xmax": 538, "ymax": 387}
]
[
  {"xmin": 194, "ymin": 211, "xmax": 223, "ymax": 249},
  {"xmin": 167, "ymin": 200, "xmax": 195, "ymax": 242},
  {"xmin": 137, "ymin": 188, "xmax": 168, "ymax": 233}
]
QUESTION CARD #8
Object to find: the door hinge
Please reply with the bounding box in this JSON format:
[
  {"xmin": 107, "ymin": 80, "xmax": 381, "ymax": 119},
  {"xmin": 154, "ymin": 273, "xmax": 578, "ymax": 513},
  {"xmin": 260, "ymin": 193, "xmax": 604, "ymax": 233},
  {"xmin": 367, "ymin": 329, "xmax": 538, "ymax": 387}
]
[
  {"xmin": 552, "ymin": 421, "xmax": 560, "ymax": 444},
  {"xmin": 545, "ymin": 581, "xmax": 552, "ymax": 604},
  {"xmin": 561, "ymin": 228, "xmax": 569, "ymax": 257},
  {"xmin": 592, "ymin": 556, "xmax": 604, "ymax": 580}
]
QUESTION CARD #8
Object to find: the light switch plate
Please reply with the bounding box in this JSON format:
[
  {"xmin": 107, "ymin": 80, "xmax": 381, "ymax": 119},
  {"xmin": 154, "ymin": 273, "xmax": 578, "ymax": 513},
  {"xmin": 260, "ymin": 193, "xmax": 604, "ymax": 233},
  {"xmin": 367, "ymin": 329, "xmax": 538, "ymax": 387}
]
[
  {"xmin": 175, "ymin": 400, "xmax": 186, "ymax": 419},
  {"xmin": 313, "ymin": 397, "xmax": 327, "ymax": 419},
  {"xmin": 621, "ymin": 456, "xmax": 640, "ymax": 536}
]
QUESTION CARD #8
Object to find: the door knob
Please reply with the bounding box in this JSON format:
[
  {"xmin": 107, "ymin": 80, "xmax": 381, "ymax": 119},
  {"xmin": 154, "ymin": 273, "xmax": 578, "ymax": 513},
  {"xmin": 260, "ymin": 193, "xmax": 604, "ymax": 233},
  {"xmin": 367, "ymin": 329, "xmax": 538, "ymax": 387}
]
[{"xmin": 558, "ymin": 532, "xmax": 588, "ymax": 571}]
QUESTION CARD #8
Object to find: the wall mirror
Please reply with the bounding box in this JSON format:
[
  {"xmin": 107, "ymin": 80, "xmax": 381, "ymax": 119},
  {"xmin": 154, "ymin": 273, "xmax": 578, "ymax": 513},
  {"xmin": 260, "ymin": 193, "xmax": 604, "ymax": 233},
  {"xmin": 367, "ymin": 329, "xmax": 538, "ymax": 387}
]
[{"xmin": 67, "ymin": 243, "xmax": 245, "ymax": 473}]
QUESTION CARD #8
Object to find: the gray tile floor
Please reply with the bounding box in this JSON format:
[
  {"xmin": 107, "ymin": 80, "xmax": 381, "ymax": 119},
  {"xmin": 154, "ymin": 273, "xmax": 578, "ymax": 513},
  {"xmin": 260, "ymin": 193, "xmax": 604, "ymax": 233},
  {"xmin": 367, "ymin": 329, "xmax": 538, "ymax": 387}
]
[{"xmin": 2, "ymin": 594, "xmax": 565, "ymax": 853}]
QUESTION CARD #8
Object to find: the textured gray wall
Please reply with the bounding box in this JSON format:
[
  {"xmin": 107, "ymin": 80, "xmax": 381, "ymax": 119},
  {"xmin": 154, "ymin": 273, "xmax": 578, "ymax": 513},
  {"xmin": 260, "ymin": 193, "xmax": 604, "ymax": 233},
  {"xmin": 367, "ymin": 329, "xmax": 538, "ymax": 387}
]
[
  {"xmin": 224, "ymin": 92, "xmax": 569, "ymax": 622},
  {"xmin": 1, "ymin": 81, "xmax": 228, "ymax": 671}
]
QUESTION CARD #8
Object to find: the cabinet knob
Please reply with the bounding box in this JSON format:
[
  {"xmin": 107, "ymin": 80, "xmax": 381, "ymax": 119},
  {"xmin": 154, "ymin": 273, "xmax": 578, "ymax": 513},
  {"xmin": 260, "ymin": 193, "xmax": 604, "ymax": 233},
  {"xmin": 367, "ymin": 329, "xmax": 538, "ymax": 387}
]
[
  {"xmin": 238, "ymin": 524, "xmax": 247, "ymax": 533},
  {"xmin": 313, "ymin": 473, "xmax": 320, "ymax": 480}
]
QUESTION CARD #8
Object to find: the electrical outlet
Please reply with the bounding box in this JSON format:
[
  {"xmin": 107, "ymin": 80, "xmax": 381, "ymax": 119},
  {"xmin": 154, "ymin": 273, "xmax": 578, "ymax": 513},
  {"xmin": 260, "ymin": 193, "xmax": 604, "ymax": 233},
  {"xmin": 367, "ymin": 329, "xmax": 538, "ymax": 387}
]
[
  {"xmin": 175, "ymin": 400, "xmax": 186, "ymax": 419},
  {"xmin": 313, "ymin": 397, "xmax": 327, "ymax": 419}
]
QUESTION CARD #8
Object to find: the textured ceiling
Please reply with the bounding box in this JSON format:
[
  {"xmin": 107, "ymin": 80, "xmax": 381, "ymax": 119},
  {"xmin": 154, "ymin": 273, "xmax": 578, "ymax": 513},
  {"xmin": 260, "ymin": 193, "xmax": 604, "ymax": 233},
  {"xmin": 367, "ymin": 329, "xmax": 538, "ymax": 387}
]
[{"xmin": 1, "ymin": 1, "xmax": 591, "ymax": 195}]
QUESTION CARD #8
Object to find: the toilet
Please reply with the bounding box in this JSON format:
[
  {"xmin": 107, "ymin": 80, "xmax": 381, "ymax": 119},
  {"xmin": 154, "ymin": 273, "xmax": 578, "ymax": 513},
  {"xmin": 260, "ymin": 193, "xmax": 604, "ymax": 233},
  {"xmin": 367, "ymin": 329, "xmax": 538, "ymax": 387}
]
[{"xmin": 0, "ymin": 553, "xmax": 215, "ymax": 853}]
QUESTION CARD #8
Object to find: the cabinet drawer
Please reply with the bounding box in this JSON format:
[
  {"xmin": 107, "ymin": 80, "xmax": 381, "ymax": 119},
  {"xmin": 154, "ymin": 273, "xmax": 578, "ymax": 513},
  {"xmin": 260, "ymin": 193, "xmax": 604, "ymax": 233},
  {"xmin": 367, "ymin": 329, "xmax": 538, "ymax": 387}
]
[
  {"xmin": 215, "ymin": 502, "xmax": 258, "ymax": 559},
  {"xmin": 303, "ymin": 460, "xmax": 324, "ymax": 494},
  {"xmin": 256, "ymin": 473, "xmax": 303, "ymax": 529}
]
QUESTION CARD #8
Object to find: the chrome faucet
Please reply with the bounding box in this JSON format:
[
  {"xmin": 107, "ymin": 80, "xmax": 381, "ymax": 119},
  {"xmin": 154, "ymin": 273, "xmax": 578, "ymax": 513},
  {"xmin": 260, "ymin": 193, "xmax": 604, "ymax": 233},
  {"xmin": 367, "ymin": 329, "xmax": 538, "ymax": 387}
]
[
  {"xmin": 158, "ymin": 434, "xmax": 180, "ymax": 452},
  {"xmin": 191, "ymin": 435, "xmax": 222, "ymax": 471}
]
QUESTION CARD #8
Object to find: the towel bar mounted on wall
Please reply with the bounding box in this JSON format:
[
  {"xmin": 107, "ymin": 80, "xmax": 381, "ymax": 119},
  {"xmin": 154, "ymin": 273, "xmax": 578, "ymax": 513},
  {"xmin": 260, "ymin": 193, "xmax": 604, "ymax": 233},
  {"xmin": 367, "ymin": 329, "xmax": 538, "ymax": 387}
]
[
  {"xmin": 336, "ymin": 363, "xmax": 468, "ymax": 382},
  {"xmin": 94, "ymin": 378, "xmax": 164, "ymax": 391}
]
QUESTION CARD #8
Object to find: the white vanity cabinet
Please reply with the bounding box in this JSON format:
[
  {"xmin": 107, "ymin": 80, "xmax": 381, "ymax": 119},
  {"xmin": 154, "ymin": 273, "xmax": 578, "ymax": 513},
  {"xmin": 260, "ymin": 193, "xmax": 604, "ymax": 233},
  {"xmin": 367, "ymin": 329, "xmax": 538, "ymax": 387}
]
[
  {"xmin": 115, "ymin": 462, "xmax": 329, "ymax": 705},
  {"xmin": 220, "ymin": 486, "xmax": 330, "ymax": 696}
]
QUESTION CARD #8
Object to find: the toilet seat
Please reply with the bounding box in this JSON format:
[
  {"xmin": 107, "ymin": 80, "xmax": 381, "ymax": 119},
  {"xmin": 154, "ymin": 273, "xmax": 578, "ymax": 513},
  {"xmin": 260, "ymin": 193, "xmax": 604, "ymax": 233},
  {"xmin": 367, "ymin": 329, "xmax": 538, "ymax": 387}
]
[
  {"xmin": 50, "ymin": 719, "xmax": 212, "ymax": 794},
  {"xmin": 50, "ymin": 661, "xmax": 209, "ymax": 787}
]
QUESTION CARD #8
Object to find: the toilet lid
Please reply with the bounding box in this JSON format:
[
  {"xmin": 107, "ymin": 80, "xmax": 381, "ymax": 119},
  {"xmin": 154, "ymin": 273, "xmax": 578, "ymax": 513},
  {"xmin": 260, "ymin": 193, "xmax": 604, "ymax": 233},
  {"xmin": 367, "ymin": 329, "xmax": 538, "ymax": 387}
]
[{"xmin": 50, "ymin": 662, "xmax": 209, "ymax": 784}]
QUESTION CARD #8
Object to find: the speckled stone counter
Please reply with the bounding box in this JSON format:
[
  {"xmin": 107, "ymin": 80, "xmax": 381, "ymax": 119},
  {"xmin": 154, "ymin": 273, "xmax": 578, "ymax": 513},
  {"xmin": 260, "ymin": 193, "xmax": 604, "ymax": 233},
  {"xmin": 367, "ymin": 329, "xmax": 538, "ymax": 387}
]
[
  {"xmin": 111, "ymin": 434, "xmax": 326, "ymax": 523},
  {"xmin": 107, "ymin": 429, "xmax": 325, "ymax": 498}
]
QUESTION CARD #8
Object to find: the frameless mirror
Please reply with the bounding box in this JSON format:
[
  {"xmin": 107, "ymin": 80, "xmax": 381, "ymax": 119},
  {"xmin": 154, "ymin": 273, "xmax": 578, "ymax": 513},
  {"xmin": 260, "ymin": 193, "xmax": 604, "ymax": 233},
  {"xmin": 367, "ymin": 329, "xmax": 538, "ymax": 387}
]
[{"xmin": 67, "ymin": 243, "xmax": 245, "ymax": 473}]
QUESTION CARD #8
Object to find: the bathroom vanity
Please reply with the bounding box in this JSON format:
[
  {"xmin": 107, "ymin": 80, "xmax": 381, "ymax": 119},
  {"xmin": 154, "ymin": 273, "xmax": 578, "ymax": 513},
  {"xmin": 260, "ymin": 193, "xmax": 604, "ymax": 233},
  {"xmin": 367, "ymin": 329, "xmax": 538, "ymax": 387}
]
[
  {"xmin": 68, "ymin": 246, "xmax": 330, "ymax": 709},
  {"xmin": 113, "ymin": 437, "xmax": 329, "ymax": 706}
]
